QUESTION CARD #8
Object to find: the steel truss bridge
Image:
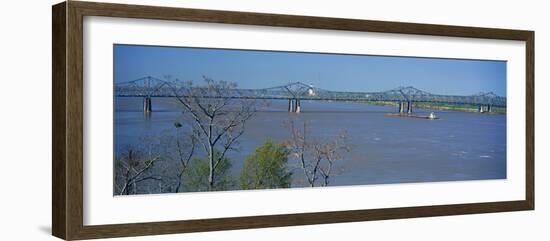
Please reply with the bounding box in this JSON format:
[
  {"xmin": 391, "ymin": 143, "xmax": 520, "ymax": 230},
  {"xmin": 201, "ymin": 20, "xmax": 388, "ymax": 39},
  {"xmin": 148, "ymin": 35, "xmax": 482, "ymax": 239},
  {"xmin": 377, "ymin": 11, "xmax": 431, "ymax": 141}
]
[{"xmin": 115, "ymin": 76, "xmax": 506, "ymax": 113}]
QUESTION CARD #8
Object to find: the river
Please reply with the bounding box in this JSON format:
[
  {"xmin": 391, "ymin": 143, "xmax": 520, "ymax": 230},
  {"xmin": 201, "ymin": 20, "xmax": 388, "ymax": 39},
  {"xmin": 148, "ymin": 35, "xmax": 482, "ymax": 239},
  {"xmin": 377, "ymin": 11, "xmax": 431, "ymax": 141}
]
[{"xmin": 114, "ymin": 97, "xmax": 506, "ymax": 188}]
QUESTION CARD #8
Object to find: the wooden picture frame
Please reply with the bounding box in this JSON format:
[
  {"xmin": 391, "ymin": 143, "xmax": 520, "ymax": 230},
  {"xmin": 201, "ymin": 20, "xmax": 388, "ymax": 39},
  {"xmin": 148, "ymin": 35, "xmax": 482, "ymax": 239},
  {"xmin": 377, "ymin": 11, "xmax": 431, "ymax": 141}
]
[{"xmin": 52, "ymin": 1, "xmax": 534, "ymax": 240}]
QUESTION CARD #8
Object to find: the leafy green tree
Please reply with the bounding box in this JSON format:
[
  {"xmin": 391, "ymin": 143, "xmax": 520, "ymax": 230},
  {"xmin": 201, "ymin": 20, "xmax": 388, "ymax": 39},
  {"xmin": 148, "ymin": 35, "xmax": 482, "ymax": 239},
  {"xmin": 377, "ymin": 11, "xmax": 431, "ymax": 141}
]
[
  {"xmin": 183, "ymin": 150, "xmax": 235, "ymax": 192},
  {"xmin": 240, "ymin": 140, "xmax": 292, "ymax": 189}
]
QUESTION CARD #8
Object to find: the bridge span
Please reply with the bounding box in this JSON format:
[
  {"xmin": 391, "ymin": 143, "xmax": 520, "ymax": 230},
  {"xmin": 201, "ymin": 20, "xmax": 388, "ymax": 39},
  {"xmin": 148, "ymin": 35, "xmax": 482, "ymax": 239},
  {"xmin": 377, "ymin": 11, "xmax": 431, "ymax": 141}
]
[{"xmin": 115, "ymin": 76, "xmax": 506, "ymax": 114}]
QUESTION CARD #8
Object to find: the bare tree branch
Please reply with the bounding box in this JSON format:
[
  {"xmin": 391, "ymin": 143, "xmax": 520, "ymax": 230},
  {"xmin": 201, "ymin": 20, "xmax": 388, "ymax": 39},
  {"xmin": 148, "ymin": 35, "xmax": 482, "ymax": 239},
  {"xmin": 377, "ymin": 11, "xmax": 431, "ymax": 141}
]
[
  {"xmin": 169, "ymin": 76, "xmax": 256, "ymax": 190},
  {"xmin": 116, "ymin": 148, "xmax": 162, "ymax": 195},
  {"xmin": 284, "ymin": 120, "xmax": 350, "ymax": 187}
]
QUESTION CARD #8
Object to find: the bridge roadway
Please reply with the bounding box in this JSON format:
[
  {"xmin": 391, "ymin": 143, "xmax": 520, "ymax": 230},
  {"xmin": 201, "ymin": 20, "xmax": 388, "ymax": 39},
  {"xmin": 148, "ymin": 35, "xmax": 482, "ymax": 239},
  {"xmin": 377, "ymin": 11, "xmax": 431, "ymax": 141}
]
[{"xmin": 115, "ymin": 76, "xmax": 506, "ymax": 113}]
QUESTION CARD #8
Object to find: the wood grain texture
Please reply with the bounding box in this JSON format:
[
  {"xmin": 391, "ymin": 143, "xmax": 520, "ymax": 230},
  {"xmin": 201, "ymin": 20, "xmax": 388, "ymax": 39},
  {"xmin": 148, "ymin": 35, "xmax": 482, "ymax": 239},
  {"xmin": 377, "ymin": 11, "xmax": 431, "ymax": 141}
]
[
  {"xmin": 72, "ymin": 1, "xmax": 533, "ymax": 40},
  {"xmin": 51, "ymin": 1, "xmax": 535, "ymax": 240},
  {"xmin": 66, "ymin": 2, "xmax": 85, "ymax": 240},
  {"xmin": 525, "ymin": 32, "xmax": 535, "ymax": 209},
  {"xmin": 52, "ymin": 2, "xmax": 67, "ymax": 239},
  {"xmin": 73, "ymin": 201, "xmax": 530, "ymax": 240}
]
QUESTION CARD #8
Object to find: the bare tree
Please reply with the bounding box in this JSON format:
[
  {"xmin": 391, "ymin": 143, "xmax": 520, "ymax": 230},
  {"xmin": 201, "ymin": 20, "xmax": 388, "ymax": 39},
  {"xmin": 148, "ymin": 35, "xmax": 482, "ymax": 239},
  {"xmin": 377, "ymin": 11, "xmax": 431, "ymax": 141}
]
[
  {"xmin": 172, "ymin": 122, "xmax": 197, "ymax": 192},
  {"xmin": 171, "ymin": 76, "xmax": 256, "ymax": 190},
  {"xmin": 284, "ymin": 120, "xmax": 349, "ymax": 187},
  {"xmin": 284, "ymin": 120, "xmax": 317, "ymax": 187},
  {"xmin": 114, "ymin": 147, "xmax": 162, "ymax": 195},
  {"xmin": 314, "ymin": 130, "xmax": 349, "ymax": 186}
]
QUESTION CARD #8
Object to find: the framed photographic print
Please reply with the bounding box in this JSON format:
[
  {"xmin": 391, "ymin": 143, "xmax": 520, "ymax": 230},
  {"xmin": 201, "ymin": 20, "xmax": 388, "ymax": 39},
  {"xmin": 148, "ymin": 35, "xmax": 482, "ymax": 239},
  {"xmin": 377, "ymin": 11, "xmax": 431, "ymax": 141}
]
[{"xmin": 52, "ymin": 1, "xmax": 534, "ymax": 240}]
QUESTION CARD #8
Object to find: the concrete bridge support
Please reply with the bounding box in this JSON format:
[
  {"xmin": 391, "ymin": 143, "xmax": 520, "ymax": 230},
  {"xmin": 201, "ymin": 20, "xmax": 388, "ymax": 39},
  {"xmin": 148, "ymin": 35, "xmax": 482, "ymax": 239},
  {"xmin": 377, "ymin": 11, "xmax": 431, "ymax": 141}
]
[
  {"xmin": 143, "ymin": 96, "xmax": 152, "ymax": 113},
  {"xmin": 288, "ymin": 98, "xmax": 301, "ymax": 113},
  {"xmin": 478, "ymin": 104, "xmax": 492, "ymax": 113},
  {"xmin": 407, "ymin": 101, "xmax": 413, "ymax": 114},
  {"xmin": 398, "ymin": 101, "xmax": 405, "ymax": 113}
]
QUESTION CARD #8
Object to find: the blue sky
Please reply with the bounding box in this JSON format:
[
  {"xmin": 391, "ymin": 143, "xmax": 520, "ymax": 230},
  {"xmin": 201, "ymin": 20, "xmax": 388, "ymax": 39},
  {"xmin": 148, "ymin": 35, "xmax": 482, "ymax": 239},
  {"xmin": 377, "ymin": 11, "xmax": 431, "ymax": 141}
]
[{"xmin": 114, "ymin": 44, "xmax": 507, "ymax": 96}]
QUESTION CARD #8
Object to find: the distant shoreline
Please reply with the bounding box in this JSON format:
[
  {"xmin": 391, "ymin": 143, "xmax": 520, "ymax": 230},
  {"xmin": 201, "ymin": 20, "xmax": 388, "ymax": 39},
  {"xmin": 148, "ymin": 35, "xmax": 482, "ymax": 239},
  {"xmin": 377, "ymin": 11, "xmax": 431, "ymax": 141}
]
[{"xmin": 360, "ymin": 101, "xmax": 506, "ymax": 114}]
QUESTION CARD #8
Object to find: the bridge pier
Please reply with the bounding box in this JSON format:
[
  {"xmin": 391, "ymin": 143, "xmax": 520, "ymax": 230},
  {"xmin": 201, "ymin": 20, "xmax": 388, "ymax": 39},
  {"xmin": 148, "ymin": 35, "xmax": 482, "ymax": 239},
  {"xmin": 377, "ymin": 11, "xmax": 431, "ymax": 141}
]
[
  {"xmin": 143, "ymin": 96, "xmax": 152, "ymax": 113},
  {"xmin": 407, "ymin": 101, "xmax": 413, "ymax": 114},
  {"xmin": 398, "ymin": 101, "xmax": 405, "ymax": 113},
  {"xmin": 478, "ymin": 104, "xmax": 492, "ymax": 113},
  {"xmin": 478, "ymin": 104, "xmax": 484, "ymax": 113},
  {"xmin": 288, "ymin": 98, "xmax": 301, "ymax": 113}
]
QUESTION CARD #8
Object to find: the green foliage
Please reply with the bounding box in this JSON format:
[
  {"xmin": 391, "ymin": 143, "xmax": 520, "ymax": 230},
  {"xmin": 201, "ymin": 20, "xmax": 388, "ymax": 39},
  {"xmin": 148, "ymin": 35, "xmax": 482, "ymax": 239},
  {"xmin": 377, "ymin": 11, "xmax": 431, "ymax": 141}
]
[
  {"xmin": 183, "ymin": 150, "xmax": 235, "ymax": 192},
  {"xmin": 240, "ymin": 140, "xmax": 292, "ymax": 190}
]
